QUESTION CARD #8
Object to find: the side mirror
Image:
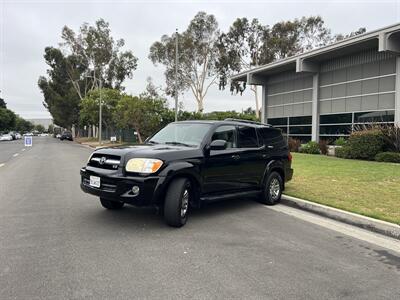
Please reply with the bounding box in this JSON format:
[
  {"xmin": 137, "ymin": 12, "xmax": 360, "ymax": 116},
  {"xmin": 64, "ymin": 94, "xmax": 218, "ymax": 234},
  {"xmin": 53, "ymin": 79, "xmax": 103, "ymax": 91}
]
[{"xmin": 210, "ymin": 139, "xmax": 227, "ymax": 151}]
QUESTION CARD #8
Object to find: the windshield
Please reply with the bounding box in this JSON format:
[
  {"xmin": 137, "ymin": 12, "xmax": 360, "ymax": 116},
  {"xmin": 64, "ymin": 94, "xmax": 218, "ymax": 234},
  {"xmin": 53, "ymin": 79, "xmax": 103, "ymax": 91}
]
[{"xmin": 149, "ymin": 123, "xmax": 212, "ymax": 147}]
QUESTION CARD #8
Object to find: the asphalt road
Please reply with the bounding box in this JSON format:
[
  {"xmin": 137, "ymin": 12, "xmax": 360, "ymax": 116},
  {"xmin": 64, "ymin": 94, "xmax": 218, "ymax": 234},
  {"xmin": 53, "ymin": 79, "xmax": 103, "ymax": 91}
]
[
  {"xmin": 0, "ymin": 138, "xmax": 26, "ymax": 164},
  {"xmin": 0, "ymin": 137, "xmax": 399, "ymax": 299}
]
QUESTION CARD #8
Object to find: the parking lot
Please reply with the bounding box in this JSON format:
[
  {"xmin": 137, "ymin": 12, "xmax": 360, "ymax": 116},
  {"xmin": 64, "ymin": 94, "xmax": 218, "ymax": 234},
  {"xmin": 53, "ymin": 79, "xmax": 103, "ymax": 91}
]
[{"xmin": 0, "ymin": 137, "xmax": 399, "ymax": 299}]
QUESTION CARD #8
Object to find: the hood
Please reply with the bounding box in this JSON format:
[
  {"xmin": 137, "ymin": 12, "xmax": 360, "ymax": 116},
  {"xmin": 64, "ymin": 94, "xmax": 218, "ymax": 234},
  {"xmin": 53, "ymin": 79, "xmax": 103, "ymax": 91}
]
[{"xmin": 93, "ymin": 144, "xmax": 203, "ymax": 163}]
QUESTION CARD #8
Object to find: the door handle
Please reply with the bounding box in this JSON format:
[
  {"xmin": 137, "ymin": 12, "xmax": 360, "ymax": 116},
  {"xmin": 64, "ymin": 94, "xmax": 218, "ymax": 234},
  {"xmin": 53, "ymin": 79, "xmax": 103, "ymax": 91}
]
[{"xmin": 231, "ymin": 154, "xmax": 240, "ymax": 160}]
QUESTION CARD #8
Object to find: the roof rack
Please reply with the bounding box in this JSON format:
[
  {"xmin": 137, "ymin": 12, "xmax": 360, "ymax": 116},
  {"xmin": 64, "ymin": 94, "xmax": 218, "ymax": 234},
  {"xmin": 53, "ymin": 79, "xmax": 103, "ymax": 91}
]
[{"xmin": 224, "ymin": 118, "xmax": 271, "ymax": 127}]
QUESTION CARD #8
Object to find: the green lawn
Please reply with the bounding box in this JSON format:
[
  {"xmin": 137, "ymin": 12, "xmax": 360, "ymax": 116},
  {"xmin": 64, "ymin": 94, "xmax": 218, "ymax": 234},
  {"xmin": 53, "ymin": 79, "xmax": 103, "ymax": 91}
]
[{"xmin": 284, "ymin": 153, "xmax": 400, "ymax": 225}]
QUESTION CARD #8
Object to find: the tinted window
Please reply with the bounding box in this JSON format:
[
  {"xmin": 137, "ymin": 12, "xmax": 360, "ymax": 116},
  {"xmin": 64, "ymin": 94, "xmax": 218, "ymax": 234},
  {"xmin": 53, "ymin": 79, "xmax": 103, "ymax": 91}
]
[
  {"xmin": 268, "ymin": 117, "xmax": 288, "ymax": 126},
  {"xmin": 354, "ymin": 110, "xmax": 394, "ymax": 123},
  {"xmin": 211, "ymin": 126, "xmax": 237, "ymax": 148},
  {"xmin": 320, "ymin": 113, "xmax": 352, "ymax": 124},
  {"xmin": 238, "ymin": 126, "xmax": 258, "ymax": 148},
  {"xmin": 289, "ymin": 116, "xmax": 312, "ymax": 125},
  {"xmin": 258, "ymin": 128, "xmax": 283, "ymax": 145}
]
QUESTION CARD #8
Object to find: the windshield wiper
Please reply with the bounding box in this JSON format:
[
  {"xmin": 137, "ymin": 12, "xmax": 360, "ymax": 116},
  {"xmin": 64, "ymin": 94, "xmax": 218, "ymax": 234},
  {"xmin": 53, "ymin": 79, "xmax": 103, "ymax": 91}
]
[
  {"xmin": 164, "ymin": 141, "xmax": 194, "ymax": 147},
  {"xmin": 147, "ymin": 140, "xmax": 159, "ymax": 144}
]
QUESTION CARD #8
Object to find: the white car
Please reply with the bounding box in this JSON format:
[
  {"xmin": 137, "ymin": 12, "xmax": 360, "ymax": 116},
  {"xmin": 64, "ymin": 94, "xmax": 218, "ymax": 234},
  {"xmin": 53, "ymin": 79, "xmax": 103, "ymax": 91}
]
[
  {"xmin": 15, "ymin": 133, "xmax": 22, "ymax": 139},
  {"xmin": 0, "ymin": 134, "xmax": 13, "ymax": 141},
  {"xmin": 56, "ymin": 134, "xmax": 61, "ymax": 139}
]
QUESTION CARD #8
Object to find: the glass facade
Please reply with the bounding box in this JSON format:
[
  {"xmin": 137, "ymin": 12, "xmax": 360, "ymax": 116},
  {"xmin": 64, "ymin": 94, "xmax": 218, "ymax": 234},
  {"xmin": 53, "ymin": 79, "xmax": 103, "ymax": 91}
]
[
  {"xmin": 268, "ymin": 110, "xmax": 395, "ymax": 143},
  {"xmin": 268, "ymin": 115, "xmax": 312, "ymax": 143}
]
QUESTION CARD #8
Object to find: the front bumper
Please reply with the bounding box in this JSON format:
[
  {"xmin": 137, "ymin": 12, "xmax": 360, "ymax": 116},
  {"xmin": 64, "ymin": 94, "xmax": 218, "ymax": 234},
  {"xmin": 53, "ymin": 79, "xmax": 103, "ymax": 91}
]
[{"xmin": 80, "ymin": 166, "xmax": 165, "ymax": 206}]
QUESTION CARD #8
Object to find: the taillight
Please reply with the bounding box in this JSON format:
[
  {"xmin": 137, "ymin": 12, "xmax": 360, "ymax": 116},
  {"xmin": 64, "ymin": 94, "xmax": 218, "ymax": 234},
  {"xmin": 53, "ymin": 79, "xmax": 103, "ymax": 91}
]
[{"xmin": 288, "ymin": 152, "xmax": 292, "ymax": 162}]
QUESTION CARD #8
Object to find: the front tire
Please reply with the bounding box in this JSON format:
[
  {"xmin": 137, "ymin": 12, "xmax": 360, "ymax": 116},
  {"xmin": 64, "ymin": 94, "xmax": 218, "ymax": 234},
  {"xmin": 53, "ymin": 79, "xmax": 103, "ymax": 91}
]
[
  {"xmin": 100, "ymin": 198, "xmax": 124, "ymax": 209},
  {"xmin": 164, "ymin": 178, "xmax": 191, "ymax": 227},
  {"xmin": 259, "ymin": 171, "xmax": 283, "ymax": 205}
]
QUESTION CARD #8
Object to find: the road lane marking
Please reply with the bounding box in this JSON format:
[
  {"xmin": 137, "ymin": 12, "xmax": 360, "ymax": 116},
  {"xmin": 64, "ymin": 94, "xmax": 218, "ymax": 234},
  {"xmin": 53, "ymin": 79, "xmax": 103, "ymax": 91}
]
[
  {"xmin": 13, "ymin": 153, "xmax": 19, "ymax": 157},
  {"xmin": 0, "ymin": 163, "xmax": 4, "ymax": 168},
  {"xmin": 268, "ymin": 205, "xmax": 400, "ymax": 254}
]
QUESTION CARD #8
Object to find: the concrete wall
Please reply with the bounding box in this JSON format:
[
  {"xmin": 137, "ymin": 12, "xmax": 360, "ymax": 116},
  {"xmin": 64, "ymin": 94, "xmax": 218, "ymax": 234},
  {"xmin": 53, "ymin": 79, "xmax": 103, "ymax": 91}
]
[
  {"xmin": 266, "ymin": 71, "xmax": 313, "ymax": 119},
  {"xmin": 319, "ymin": 50, "xmax": 396, "ymax": 115}
]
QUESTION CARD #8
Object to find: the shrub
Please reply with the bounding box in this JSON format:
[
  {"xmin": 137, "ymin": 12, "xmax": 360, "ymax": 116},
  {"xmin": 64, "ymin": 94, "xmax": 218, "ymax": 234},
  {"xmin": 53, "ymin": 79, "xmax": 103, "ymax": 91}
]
[
  {"xmin": 334, "ymin": 137, "xmax": 347, "ymax": 146},
  {"xmin": 288, "ymin": 138, "xmax": 301, "ymax": 152},
  {"xmin": 346, "ymin": 129, "xmax": 385, "ymax": 160},
  {"xmin": 375, "ymin": 152, "xmax": 400, "ymax": 163},
  {"xmin": 335, "ymin": 146, "xmax": 352, "ymax": 159},
  {"xmin": 299, "ymin": 141, "xmax": 320, "ymax": 154},
  {"xmin": 380, "ymin": 124, "xmax": 400, "ymax": 152},
  {"xmin": 319, "ymin": 140, "xmax": 328, "ymax": 155}
]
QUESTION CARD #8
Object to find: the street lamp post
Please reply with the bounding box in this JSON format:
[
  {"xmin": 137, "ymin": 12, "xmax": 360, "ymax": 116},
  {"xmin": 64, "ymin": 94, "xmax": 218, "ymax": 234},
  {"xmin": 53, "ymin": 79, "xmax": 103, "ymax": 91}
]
[
  {"xmin": 175, "ymin": 29, "xmax": 179, "ymax": 122},
  {"xmin": 98, "ymin": 78, "xmax": 102, "ymax": 145}
]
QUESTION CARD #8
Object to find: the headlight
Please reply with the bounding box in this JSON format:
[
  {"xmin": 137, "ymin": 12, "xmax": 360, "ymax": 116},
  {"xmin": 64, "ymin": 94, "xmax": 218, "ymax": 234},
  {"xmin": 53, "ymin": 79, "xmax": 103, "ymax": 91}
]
[{"xmin": 125, "ymin": 158, "xmax": 163, "ymax": 174}]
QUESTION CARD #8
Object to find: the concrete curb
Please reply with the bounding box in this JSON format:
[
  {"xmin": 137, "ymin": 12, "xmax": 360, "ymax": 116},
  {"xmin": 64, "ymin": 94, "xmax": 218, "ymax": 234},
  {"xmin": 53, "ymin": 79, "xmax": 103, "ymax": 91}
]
[{"xmin": 281, "ymin": 195, "xmax": 400, "ymax": 240}]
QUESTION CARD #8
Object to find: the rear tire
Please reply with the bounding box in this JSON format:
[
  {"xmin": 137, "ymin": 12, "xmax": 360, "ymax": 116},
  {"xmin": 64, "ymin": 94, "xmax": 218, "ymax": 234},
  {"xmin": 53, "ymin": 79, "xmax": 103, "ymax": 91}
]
[
  {"xmin": 259, "ymin": 171, "xmax": 283, "ymax": 205},
  {"xmin": 100, "ymin": 198, "xmax": 124, "ymax": 209},
  {"xmin": 164, "ymin": 178, "xmax": 191, "ymax": 227}
]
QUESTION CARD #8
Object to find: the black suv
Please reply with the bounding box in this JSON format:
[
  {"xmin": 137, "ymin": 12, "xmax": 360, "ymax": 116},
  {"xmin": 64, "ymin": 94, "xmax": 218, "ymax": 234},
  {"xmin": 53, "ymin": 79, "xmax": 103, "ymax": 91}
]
[
  {"xmin": 80, "ymin": 119, "xmax": 293, "ymax": 227},
  {"xmin": 60, "ymin": 131, "xmax": 73, "ymax": 141}
]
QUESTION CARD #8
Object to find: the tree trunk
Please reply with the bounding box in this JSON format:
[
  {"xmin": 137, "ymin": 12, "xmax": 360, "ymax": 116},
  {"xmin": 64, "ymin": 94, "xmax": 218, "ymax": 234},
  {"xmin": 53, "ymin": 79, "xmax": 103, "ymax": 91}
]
[
  {"xmin": 251, "ymin": 85, "xmax": 260, "ymax": 119},
  {"xmin": 197, "ymin": 96, "xmax": 204, "ymax": 113},
  {"xmin": 135, "ymin": 129, "xmax": 142, "ymax": 144}
]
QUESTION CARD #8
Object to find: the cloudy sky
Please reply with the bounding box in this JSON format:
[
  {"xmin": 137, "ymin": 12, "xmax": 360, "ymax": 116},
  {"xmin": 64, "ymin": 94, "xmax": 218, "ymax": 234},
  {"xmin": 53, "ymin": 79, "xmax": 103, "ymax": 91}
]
[{"xmin": 1, "ymin": 0, "xmax": 399, "ymax": 119}]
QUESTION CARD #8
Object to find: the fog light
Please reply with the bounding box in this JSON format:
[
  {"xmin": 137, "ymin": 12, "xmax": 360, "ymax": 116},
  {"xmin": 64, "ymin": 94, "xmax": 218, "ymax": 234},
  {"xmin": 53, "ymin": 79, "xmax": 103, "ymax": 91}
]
[{"xmin": 131, "ymin": 185, "xmax": 140, "ymax": 196}]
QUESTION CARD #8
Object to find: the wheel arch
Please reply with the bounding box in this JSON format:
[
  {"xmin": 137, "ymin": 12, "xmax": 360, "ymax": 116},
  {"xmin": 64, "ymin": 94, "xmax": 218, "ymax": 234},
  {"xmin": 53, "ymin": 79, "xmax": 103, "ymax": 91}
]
[{"xmin": 262, "ymin": 160, "xmax": 286, "ymax": 189}]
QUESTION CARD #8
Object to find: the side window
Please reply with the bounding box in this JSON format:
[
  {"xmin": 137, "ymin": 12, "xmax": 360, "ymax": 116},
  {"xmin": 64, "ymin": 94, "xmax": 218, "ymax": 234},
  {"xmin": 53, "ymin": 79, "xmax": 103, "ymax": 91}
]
[
  {"xmin": 238, "ymin": 126, "xmax": 258, "ymax": 148},
  {"xmin": 258, "ymin": 128, "xmax": 283, "ymax": 146},
  {"xmin": 211, "ymin": 125, "xmax": 237, "ymax": 149}
]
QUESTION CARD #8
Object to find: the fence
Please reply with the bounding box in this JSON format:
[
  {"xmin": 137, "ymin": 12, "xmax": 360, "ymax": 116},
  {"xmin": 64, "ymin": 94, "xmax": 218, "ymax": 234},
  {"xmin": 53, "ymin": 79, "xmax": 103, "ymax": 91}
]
[{"xmin": 76, "ymin": 127, "xmax": 137, "ymax": 143}]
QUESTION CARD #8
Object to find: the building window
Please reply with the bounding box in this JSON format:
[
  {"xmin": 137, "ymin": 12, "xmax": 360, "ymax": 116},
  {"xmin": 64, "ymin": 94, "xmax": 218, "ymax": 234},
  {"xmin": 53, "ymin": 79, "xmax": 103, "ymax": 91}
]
[
  {"xmin": 354, "ymin": 110, "xmax": 394, "ymax": 123},
  {"xmin": 319, "ymin": 110, "xmax": 395, "ymax": 141},
  {"xmin": 268, "ymin": 116, "xmax": 312, "ymax": 141},
  {"xmin": 320, "ymin": 113, "xmax": 352, "ymax": 124},
  {"xmin": 268, "ymin": 117, "xmax": 288, "ymax": 126}
]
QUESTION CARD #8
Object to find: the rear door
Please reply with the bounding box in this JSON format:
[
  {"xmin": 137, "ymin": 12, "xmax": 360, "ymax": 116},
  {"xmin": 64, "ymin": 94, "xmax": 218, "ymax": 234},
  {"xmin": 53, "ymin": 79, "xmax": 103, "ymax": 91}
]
[{"xmin": 236, "ymin": 125, "xmax": 265, "ymax": 189}]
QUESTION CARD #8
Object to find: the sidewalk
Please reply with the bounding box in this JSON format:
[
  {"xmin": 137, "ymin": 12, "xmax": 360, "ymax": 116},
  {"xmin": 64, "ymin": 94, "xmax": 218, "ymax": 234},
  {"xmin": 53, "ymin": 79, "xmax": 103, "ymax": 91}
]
[{"xmin": 281, "ymin": 194, "xmax": 400, "ymax": 240}]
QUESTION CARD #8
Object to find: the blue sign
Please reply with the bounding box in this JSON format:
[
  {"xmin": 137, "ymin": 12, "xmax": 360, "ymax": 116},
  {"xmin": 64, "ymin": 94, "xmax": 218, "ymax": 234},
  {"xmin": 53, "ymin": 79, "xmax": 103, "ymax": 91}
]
[{"xmin": 24, "ymin": 136, "xmax": 32, "ymax": 147}]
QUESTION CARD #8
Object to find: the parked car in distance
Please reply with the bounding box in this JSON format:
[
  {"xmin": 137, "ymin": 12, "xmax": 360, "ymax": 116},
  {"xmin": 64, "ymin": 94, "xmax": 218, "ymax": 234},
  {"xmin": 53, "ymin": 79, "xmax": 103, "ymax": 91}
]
[
  {"xmin": 60, "ymin": 131, "xmax": 73, "ymax": 141},
  {"xmin": 0, "ymin": 134, "xmax": 13, "ymax": 141},
  {"xmin": 15, "ymin": 133, "xmax": 22, "ymax": 139},
  {"xmin": 56, "ymin": 133, "xmax": 61, "ymax": 139},
  {"xmin": 80, "ymin": 119, "xmax": 293, "ymax": 227},
  {"xmin": 24, "ymin": 132, "xmax": 33, "ymax": 136}
]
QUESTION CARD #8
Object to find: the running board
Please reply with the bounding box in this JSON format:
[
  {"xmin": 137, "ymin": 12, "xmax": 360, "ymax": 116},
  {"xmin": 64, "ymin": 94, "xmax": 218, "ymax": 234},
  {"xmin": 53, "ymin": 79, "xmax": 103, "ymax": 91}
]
[{"xmin": 200, "ymin": 190, "xmax": 261, "ymax": 202}]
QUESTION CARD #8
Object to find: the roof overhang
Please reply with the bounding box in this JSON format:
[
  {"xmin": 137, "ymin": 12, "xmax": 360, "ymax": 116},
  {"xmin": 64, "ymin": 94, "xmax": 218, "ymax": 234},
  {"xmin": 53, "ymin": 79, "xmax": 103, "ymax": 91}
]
[{"xmin": 231, "ymin": 22, "xmax": 400, "ymax": 84}]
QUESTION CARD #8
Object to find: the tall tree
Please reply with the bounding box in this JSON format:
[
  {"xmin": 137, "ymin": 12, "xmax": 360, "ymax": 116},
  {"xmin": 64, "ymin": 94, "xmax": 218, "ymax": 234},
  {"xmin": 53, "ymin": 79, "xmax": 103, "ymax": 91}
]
[
  {"xmin": 217, "ymin": 18, "xmax": 270, "ymax": 118},
  {"xmin": 38, "ymin": 47, "xmax": 80, "ymax": 129},
  {"xmin": 39, "ymin": 19, "xmax": 138, "ymax": 129},
  {"xmin": 0, "ymin": 97, "xmax": 6, "ymax": 109},
  {"xmin": 219, "ymin": 16, "xmax": 362, "ymax": 115},
  {"xmin": 15, "ymin": 117, "xmax": 34, "ymax": 133},
  {"xmin": 61, "ymin": 18, "xmax": 138, "ymax": 99},
  {"xmin": 0, "ymin": 107, "xmax": 16, "ymax": 131},
  {"xmin": 80, "ymin": 88, "xmax": 122, "ymax": 130},
  {"xmin": 333, "ymin": 27, "xmax": 366, "ymax": 42},
  {"xmin": 149, "ymin": 12, "xmax": 220, "ymax": 112}
]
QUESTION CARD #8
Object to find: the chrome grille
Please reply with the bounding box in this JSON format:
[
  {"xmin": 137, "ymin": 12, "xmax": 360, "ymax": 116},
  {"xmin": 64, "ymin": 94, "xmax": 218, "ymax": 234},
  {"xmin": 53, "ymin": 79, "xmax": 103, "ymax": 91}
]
[{"xmin": 88, "ymin": 154, "xmax": 121, "ymax": 169}]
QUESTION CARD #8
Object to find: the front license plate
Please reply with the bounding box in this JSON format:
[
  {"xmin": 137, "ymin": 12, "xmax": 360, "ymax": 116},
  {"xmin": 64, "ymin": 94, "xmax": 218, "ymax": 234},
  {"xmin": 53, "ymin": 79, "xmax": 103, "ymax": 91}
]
[{"xmin": 89, "ymin": 176, "xmax": 101, "ymax": 188}]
